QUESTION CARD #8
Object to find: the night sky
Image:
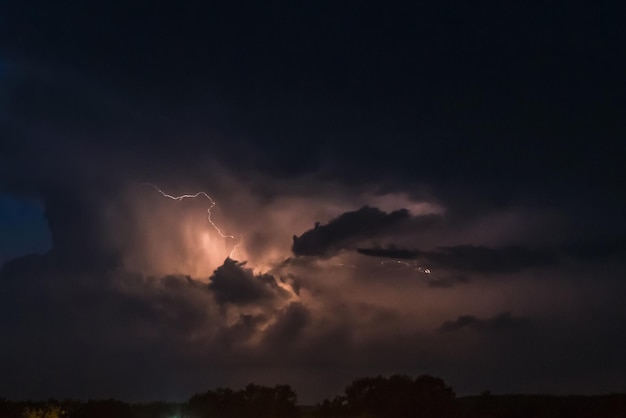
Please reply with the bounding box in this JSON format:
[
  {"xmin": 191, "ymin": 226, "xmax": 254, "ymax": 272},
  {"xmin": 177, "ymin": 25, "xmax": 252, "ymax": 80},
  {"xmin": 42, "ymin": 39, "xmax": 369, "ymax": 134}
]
[{"xmin": 1, "ymin": 0, "xmax": 625, "ymax": 404}]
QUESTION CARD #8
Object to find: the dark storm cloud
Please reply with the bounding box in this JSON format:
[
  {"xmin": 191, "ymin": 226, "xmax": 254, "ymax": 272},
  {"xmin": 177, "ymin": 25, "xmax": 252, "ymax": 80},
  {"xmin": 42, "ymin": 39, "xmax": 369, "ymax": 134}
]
[
  {"xmin": 439, "ymin": 312, "xmax": 531, "ymax": 333},
  {"xmin": 0, "ymin": 255, "xmax": 213, "ymax": 338},
  {"xmin": 262, "ymin": 302, "xmax": 311, "ymax": 348},
  {"xmin": 218, "ymin": 313, "xmax": 268, "ymax": 347},
  {"xmin": 208, "ymin": 259, "xmax": 289, "ymax": 307},
  {"xmin": 1, "ymin": 0, "xmax": 625, "ymax": 404},
  {"xmin": 293, "ymin": 210, "xmax": 443, "ymax": 258},
  {"xmin": 357, "ymin": 246, "xmax": 420, "ymax": 260},
  {"xmin": 41, "ymin": 186, "xmax": 123, "ymax": 266},
  {"xmin": 0, "ymin": 259, "xmax": 209, "ymax": 399},
  {"xmin": 564, "ymin": 235, "xmax": 626, "ymax": 261},
  {"xmin": 292, "ymin": 206, "xmax": 411, "ymax": 257},
  {"xmin": 1, "ymin": 0, "xmax": 624, "ymax": 200},
  {"xmin": 424, "ymin": 245, "xmax": 557, "ymax": 275},
  {"xmin": 0, "ymin": 253, "xmax": 302, "ymax": 400},
  {"xmin": 0, "ymin": 61, "xmax": 139, "ymax": 182},
  {"xmin": 0, "ymin": 57, "xmax": 250, "ymax": 205}
]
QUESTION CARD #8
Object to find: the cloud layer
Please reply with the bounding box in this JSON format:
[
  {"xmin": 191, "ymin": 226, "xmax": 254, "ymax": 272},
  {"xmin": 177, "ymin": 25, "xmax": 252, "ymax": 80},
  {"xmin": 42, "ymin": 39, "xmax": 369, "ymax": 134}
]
[{"xmin": 1, "ymin": 0, "xmax": 625, "ymax": 404}]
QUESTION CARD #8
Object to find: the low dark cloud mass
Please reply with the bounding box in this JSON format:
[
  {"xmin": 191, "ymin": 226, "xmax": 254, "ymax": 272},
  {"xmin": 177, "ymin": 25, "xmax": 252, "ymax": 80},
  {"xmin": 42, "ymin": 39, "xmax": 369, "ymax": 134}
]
[
  {"xmin": 1, "ymin": 0, "xmax": 626, "ymax": 405},
  {"xmin": 209, "ymin": 259, "xmax": 288, "ymax": 307},
  {"xmin": 262, "ymin": 302, "xmax": 312, "ymax": 349},
  {"xmin": 292, "ymin": 206, "xmax": 410, "ymax": 257},
  {"xmin": 424, "ymin": 245, "xmax": 557, "ymax": 275},
  {"xmin": 357, "ymin": 246, "xmax": 420, "ymax": 260}
]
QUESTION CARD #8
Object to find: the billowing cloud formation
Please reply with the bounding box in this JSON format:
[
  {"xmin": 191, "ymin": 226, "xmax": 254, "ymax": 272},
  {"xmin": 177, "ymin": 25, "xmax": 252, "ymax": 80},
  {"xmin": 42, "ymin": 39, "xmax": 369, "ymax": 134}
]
[
  {"xmin": 1, "ymin": 180, "xmax": 626, "ymax": 403},
  {"xmin": 0, "ymin": 251, "xmax": 306, "ymax": 400},
  {"xmin": 262, "ymin": 302, "xmax": 311, "ymax": 348},
  {"xmin": 291, "ymin": 207, "xmax": 445, "ymax": 259},
  {"xmin": 292, "ymin": 206, "xmax": 411, "ymax": 257},
  {"xmin": 1, "ymin": 150, "xmax": 625, "ymax": 404},
  {"xmin": 209, "ymin": 259, "xmax": 289, "ymax": 307}
]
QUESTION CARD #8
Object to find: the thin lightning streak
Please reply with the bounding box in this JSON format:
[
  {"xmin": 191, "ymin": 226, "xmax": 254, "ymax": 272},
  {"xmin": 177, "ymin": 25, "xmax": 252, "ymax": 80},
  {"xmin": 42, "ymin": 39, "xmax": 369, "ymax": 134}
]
[
  {"xmin": 334, "ymin": 263, "xmax": 356, "ymax": 268},
  {"xmin": 229, "ymin": 242, "xmax": 243, "ymax": 259},
  {"xmin": 145, "ymin": 183, "xmax": 241, "ymax": 258},
  {"xmin": 379, "ymin": 260, "xmax": 432, "ymax": 274},
  {"xmin": 380, "ymin": 260, "xmax": 411, "ymax": 267}
]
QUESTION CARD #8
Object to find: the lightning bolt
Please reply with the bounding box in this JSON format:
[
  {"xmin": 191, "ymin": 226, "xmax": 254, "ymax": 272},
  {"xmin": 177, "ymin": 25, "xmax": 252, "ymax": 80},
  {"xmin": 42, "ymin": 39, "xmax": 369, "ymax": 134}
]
[{"xmin": 145, "ymin": 183, "xmax": 241, "ymax": 259}]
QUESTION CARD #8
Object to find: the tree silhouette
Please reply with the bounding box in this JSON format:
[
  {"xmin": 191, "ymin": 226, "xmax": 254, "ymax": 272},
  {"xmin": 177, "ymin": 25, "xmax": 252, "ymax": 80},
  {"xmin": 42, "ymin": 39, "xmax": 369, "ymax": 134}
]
[
  {"xmin": 318, "ymin": 374, "xmax": 455, "ymax": 418},
  {"xmin": 71, "ymin": 400, "xmax": 133, "ymax": 418},
  {"xmin": 186, "ymin": 383, "xmax": 299, "ymax": 418},
  {"xmin": 0, "ymin": 397, "xmax": 22, "ymax": 418}
]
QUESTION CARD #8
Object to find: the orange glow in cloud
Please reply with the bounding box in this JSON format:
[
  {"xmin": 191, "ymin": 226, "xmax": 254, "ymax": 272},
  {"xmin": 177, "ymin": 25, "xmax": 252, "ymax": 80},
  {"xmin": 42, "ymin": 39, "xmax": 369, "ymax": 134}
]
[{"xmin": 114, "ymin": 180, "xmax": 443, "ymax": 281}]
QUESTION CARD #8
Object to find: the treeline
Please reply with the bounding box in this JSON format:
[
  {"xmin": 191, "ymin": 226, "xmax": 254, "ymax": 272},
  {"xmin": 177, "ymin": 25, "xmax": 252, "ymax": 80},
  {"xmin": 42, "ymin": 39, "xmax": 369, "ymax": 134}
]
[
  {"xmin": 317, "ymin": 375, "xmax": 455, "ymax": 418},
  {"xmin": 1, "ymin": 375, "xmax": 625, "ymax": 418},
  {"xmin": 0, "ymin": 383, "xmax": 298, "ymax": 418}
]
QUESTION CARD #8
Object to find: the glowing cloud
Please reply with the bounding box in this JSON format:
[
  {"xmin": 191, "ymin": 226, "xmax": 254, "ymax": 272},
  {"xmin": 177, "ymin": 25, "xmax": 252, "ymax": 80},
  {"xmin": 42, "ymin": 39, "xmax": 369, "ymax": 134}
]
[{"xmin": 146, "ymin": 183, "xmax": 242, "ymax": 259}]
